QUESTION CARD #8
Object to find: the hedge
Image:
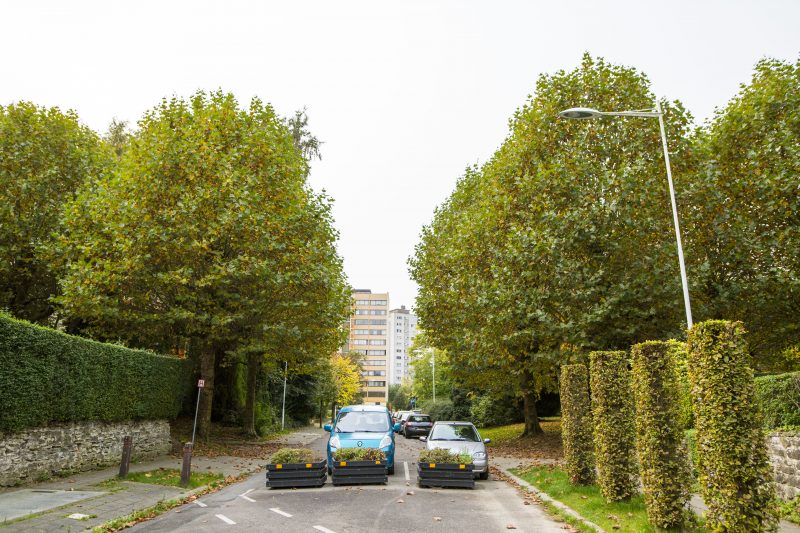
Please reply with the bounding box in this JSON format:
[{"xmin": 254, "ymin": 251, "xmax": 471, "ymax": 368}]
[
  {"xmin": 589, "ymin": 350, "xmax": 638, "ymax": 502},
  {"xmin": 754, "ymin": 372, "xmax": 800, "ymax": 429},
  {"xmin": 687, "ymin": 320, "xmax": 778, "ymax": 532},
  {"xmin": 631, "ymin": 341, "xmax": 691, "ymax": 529},
  {"xmin": 0, "ymin": 314, "xmax": 188, "ymax": 433},
  {"xmin": 559, "ymin": 364, "xmax": 595, "ymax": 485}
]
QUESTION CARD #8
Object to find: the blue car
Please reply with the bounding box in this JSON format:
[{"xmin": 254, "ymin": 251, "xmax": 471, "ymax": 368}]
[{"xmin": 324, "ymin": 405, "xmax": 401, "ymax": 475}]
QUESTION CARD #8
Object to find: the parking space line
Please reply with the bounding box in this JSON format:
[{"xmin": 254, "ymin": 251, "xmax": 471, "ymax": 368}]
[
  {"xmin": 215, "ymin": 514, "xmax": 236, "ymax": 525},
  {"xmin": 269, "ymin": 507, "xmax": 293, "ymax": 518},
  {"xmin": 313, "ymin": 526, "xmax": 337, "ymax": 533},
  {"xmin": 404, "ymin": 461, "xmax": 410, "ymax": 481},
  {"xmin": 241, "ymin": 495, "xmax": 256, "ymax": 503},
  {"xmin": 194, "ymin": 500, "xmax": 207, "ymax": 508}
]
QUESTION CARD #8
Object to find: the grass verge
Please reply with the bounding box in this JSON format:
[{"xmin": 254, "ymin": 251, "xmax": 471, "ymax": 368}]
[
  {"xmin": 478, "ymin": 419, "xmax": 563, "ymax": 461},
  {"xmin": 125, "ymin": 468, "xmax": 223, "ymax": 489},
  {"xmin": 511, "ymin": 464, "xmax": 702, "ymax": 533}
]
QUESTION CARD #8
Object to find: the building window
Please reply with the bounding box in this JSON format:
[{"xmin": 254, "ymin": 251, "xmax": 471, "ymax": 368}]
[
  {"xmin": 362, "ymin": 370, "xmax": 386, "ymax": 376},
  {"xmin": 353, "ymin": 329, "xmax": 386, "ymax": 335},
  {"xmin": 368, "ymin": 339, "xmax": 385, "ymax": 345},
  {"xmin": 366, "ymin": 391, "xmax": 385, "ymax": 397},
  {"xmin": 352, "ymin": 339, "xmax": 368, "ymax": 345},
  {"xmin": 370, "ymin": 300, "xmax": 387, "ymax": 305},
  {"xmin": 358, "ymin": 359, "xmax": 385, "ymax": 366},
  {"xmin": 365, "ymin": 381, "xmax": 386, "ymax": 387},
  {"xmin": 354, "ymin": 319, "xmax": 386, "ymax": 325},
  {"xmin": 366, "ymin": 350, "xmax": 386, "ymax": 355}
]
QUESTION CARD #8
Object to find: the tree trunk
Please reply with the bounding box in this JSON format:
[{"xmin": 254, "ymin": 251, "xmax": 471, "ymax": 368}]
[
  {"xmin": 520, "ymin": 367, "xmax": 543, "ymax": 436},
  {"xmin": 242, "ymin": 353, "xmax": 259, "ymax": 438},
  {"xmin": 197, "ymin": 346, "xmax": 216, "ymax": 442}
]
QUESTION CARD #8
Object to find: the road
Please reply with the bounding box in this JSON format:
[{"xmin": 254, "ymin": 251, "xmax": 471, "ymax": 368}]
[{"xmin": 132, "ymin": 429, "xmax": 565, "ymax": 533}]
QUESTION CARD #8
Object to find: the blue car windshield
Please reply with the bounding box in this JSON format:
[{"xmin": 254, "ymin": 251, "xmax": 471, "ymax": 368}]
[
  {"xmin": 335, "ymin": 412, "xmax": 390, "ymax": 433},
  {"xmin": 430, "ymin": 424, "xmax": 480, "ymax": 442}
]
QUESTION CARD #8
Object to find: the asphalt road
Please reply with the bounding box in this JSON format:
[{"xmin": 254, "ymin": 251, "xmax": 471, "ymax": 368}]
[{"xmin": 131, "ymin": 430, "xmax": 564, "ymax": 533}]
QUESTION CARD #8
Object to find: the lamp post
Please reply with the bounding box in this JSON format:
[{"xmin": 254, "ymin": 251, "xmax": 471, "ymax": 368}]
[
  {"xmin": 281, "ymin": 361, "xmax": 288, "ymax": 430},
  {"xmin": 430, "ymin": 348, "xmax": 436, "ymax": 403},
  {"xmin": 558, "ymin": 102, "xmax": 693, "ymax": 331}
]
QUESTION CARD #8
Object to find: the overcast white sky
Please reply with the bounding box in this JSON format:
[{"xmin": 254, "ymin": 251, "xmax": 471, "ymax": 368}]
[{"xmin": 3, "ymin": 1, "xmax": 799, "ymax": 310}]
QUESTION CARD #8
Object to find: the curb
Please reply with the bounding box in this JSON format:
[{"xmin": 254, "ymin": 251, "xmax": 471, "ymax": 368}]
[{"xmin": 498, "ymin": 466, "xmax": 606, "ymax": 533}]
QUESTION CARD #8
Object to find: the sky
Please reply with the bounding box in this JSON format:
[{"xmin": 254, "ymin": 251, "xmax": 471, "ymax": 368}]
[{"xmin": 3, "ymin": 0, "xmax": 799, "ymax": 311}]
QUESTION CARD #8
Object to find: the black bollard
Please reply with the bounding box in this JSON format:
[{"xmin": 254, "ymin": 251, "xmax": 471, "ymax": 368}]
[
  {"xmin": 118, "ymin": 435, "xmax": 133, "ymax": 479},
  {"xmin": 180, "ymin": 442, "xmax": 193, "ymax": 487}
]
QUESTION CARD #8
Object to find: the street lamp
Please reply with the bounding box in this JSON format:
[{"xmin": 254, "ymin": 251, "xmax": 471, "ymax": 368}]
[{"xmin": 558, "ymin": 101, "xmax": 693, "ymax": 330}]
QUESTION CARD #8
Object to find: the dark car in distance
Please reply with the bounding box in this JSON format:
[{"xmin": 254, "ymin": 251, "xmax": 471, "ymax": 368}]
[{"xmin": 402, "ymin": 414, "xmax": 433, "ymax": 438}]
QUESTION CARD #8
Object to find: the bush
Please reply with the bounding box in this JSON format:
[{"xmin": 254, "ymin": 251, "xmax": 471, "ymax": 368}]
[
  {"xmin": 269, "ymin": 448, "xmax": 318, "ymax": 464},
  {"xmin": 332, "ymin": 448, "xmax": 385, "ymax": 461},
  {"xmin": 631, "ymin": 341, "xmax": 691, "ymax": 529},
  {"xmin": 589, "ymin": 350, "xmax": 637, "ymax": 502},
  {"xmin": 470, "ymin": 394, "xmax": 523, "ymax": 427},
  {"xmin": 755, "ymin": 372, "xmax": 800, "ymax": 429},
  {"xmin": 668, "ymin": 340, "xmax": 694, "ymax": 430},
  {"xmin": 418, "ymin": 448, "xmax": 472, "ymax": 464},
  {"xmin": 688, "ymin": 320, "xmax": 778, "ymax": 531},
  {"xmin": 0, "ymin": 314, "xmax": 187, "ymax": 433},
  {"xmin": 559, "ymin": 364, "xmax": 595, "ymax": 485},
  {"xmin": 420, "ymin": 398, "xmax": 455, "ymax": 421}
]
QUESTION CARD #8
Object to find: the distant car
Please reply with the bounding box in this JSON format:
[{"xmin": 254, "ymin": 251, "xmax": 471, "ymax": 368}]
[
  {"xmin": 392, "ymin": 410, "xmax": 412, "ymax": 426},
  {"xmin": 403, "ymin": 414, "xmax": 432, "ymax": 438},
  {"xmin": 421, "ymin": 421, "xmax": 491, "ymax": 480},
  {"xmin": 324, "ymin": 404, "xmax": 401, "ymax": 475}
]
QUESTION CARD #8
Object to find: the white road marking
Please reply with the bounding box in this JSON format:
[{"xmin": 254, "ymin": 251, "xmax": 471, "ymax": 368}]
[
  {"xmin": 269, "ymin": 507, "xmax": 293, "ymax": 518},
  {"xmin": 194, "ymin": 500, "xmax": 207, "ymax": 508},
  {"xmin": 215, "ymin": 514, "xmax": 236, "ymax": 525},
  {"xmin": 404, "ymin": 461, "xmax": 410, "ymax": 481},
  {"xmin": 313, "ymin": 526, "xmax": 338, "ymax": 533},
  {"xmin": 241, "ymin": 495, "xmax": 256, "ymax": 503},
  {"xmin": 242, "ymin": 488, "xmax": 255, "ymax": 496}
]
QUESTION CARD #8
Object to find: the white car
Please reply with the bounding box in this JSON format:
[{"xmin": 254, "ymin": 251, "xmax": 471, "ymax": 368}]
[{"xmin": 420, "ymin": 421, "xmax": 491, "ymax": 480}]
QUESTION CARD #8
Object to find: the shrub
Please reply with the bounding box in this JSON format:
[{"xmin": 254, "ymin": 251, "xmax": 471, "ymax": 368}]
[
  {"xmin": 420, "ymin": 398, "xmax": 455, "ymax": 421},
  {"xmin": 631, "ymin": 341, "xmax": 691, "ymax": 529},
  {"xmin": 0, "ymin": 314, "xmax": 187, "ymax": 433},
  {"xmin": 688, "ymin": 320, "xmax": 778, "ymax": 532},
  {"xmin": 332, "ymin": 447, "xmax": 385, "ymax": 461},
  {"xmin": 559, "ymin": 364, "xmax": 595, "ymax": 485},
  {"xmin": 755, "ymin": 372, "xmax": 800, "ymax": 429},
  {"xmin": 418, "ymin": 448, "xmax": 472, "ymax": 464},
  {"xmin": 589, "ymin": 350, "xmax": 637, "ymax": 502},
  {"xmin": 269, "ymin": 448, "xmax": 318, "ymax": 464},
  {"xmin": 470, "ymin": 394, "xmax": 523, "ymax": 427},
  {"xmin": 668, "ymin": 340, "xmax": 694, "ymax": 430}
]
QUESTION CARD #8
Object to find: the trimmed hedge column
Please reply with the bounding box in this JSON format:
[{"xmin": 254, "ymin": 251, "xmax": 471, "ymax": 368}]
[
  {"xmin": 560, "ymin": 364, "xmax": 595, "ymax": 485},
  {"xmin": 688, "ymin": 320, "xmax": 778, "ymax": 532},
  {"xmin": 631, "ymin": 341, "xmax": 691, "ymax": 529},
  {"xmin": 589, "ymin": 350, "xmax": 637, "ymax": 502}
]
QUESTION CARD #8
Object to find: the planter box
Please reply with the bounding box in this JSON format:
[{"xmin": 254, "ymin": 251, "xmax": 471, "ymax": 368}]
[
  {"xmin": 331, "ymin": 460, "xmax": 388, "ymax": 486},
  {"xmin": 417, "ymin": 462, "xmax": 475, "ymax": 489},
  {"xmin": 266, "ymin": 460, "xmax": 327, "ymax": 489}
]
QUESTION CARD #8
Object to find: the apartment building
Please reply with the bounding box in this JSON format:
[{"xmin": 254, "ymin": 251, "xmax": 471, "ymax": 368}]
[
  {"xmin": 387, "ymin": 305, "xmax": 418, "ymax": 385},
  {"xmin": 347, "ymin": 290, "xmax": 389, "ymax": 405}
]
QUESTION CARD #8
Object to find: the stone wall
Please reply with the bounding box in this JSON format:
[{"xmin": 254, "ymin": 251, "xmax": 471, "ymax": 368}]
[
  {"xmin": 767, "ymin": 430, "xmax": 800, "ymax": 500},
  {"xmin": 0, "ymin": 420, "xmax": 170, "ymax": 486}
]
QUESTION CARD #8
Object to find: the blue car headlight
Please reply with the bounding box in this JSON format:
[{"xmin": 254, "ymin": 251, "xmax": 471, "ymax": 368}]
[
  {"xmin": 378, "ymin": 435, "xmax": 392, "ymax": 449},
  {"xmin": 329, "ymin": 435, "xmax": 340, "ymax": 450}
]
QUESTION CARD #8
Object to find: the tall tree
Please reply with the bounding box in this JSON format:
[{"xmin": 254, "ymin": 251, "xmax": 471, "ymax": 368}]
[{"xmin": 0, "ymin": 102, "xmax": 109, "ymax": 324}]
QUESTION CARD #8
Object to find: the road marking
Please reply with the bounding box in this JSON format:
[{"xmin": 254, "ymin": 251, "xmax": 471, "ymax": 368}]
[
  {"xmin": 194, "ymin": 500, "xmax": 207, "ymax": 508},
  {"xmin": 313, "ymin": 526, "xmax": 337, "ymax": 533},
  {"xmin": 269, "ymin": 507, "xmax": 293, "ymax": 518},
  {"xmin": 403, "ymin": 461, "xmax": 410, "ymax": 481},
  {"xmin": 242, "ymin": 488, "xmax": 254, "ymax": 496},
  {"xmin": 241, "ymin": 495, "xmax": 256, "ymax": 503},
  {"xmin": 215, "ymin": 514, "xmax": 236, "ymax": 525}
]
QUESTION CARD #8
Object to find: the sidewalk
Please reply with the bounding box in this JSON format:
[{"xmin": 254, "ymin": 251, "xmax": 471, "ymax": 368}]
[{"xmin": 0, "ymin": 427, "xmax": 322, "ymax": 532}]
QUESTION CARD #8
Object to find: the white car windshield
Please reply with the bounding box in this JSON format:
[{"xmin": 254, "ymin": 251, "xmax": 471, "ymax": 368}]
[
  {"xmin": 429, "ymin": 424, "xmax": 480, "ymax": 441},
  {"xmin": 335, "ymin": 412, "xmax": 389, "ymax": 433}
]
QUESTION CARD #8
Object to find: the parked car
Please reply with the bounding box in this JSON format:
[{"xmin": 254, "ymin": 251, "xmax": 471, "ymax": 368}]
[
  {"xmin": 392, "ymin": 410, "xmax": 412, "ymax": 427},
  {"xmin": 324, "ymin": 405, "xmax": 401, "ymax": 475},
  {"xmin": 420, "ymin": 421, "xmax": 491, "ymax": 480},
  {"xmin": 403, "ymin": 413, "xmax": 433, "ymax": 438}
]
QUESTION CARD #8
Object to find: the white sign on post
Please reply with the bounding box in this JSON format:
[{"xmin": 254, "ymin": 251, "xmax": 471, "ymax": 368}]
[{"xmin": 197, "ymin": 379, "xmax": 205, "ymax": 388}]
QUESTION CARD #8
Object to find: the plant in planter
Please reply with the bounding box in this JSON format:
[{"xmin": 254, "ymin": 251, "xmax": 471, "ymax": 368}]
[
  {"xmin": 266, "ymin": 448, "xmax": 327, "ymax": 489},
  {"xmin": 331, "ymin": 448, "xmax": 388, "ymax": 486},
  {"xmin": 417, "ymin": 449, "xmax": 475, "ymax": 489}
]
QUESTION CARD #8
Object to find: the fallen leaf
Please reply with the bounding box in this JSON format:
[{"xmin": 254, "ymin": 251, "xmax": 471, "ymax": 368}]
[
  {"xmin": 433, "ymin": 517, "xmax": 442, "ymax": 521},
  {"xmin": 406, "ymin": 491, "xmax": 415, "ymax": 495},
  {"xmin": 523, "ymin": 501, "xmax": 531, "ymax": 505},
  {"xmin": 396, "ymin": 499, "xmax": 405, "ymax": 504},
  {"xmin": 506, "ymin": 524, "xmax": 517, "ymax": 529}
]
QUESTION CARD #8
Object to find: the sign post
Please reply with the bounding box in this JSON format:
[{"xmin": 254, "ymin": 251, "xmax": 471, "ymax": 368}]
[{"xmin": 191, "ymin": 379, "xmax": 204, "ymax": 446}]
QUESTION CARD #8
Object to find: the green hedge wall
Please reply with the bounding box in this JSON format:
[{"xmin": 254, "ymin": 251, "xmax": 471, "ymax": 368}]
[
  {"xmin": 687, "ymin": 320, "xmax": 778, "ymax": 532},
  {"xmin": 559, "ymin": 364, "xmax": 595, "ymax": 485},
  {"xmin": 0, "ymin": 314, "xmax": 188, "ymax": 433},
  {"xmin": 755, "ymin": 372, "xmax": 800, "ymax": 429},
  {"xmin": 631, "ymin": 341, "xmax": 691, "ymax": 529},
  {"xmin": 589, "ymin": 350, "xmax": 638, "ymax": 502}
]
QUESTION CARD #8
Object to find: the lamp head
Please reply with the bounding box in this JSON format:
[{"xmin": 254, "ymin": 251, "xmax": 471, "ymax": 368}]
[{"xmin": 558, "ymin": 107, "xmax": 604, "ymax": 119}]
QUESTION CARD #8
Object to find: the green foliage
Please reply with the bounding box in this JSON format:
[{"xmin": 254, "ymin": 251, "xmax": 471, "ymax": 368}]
[
  {"xmin": 0, "ymin": 101, "xmax": 110, "ymax": 323},
  {"xmin": 670, "ymin": 341, "xmax": 694, "ymax": 430},
  {"xmin": 754, "ymin": 372, "xmax": 800, "ymax": 429},
  {"xmin": 449, "ymin": 386, "xmax": 473, "ymax": 420},
  {"xmin": 687, "ymin": 320, "xmax": 778, "ymax": 532},
  {"xmin": 409, "ymin": 333, "xmax": 452, "ymax": 403},
  {"xmin": 589, "ymin": 351, "xmax": 637, "ymax": 502},
  {"xmin": 779, "ymin": 497, "xmax": 800, "ymax": 525},
  {"xmin": 332, "ymin": 448, "xmax": 385, "ymax": 461},
  {"xmin": 419, "ymin": 398, "xmax": 455, "ymax": 422},
  {"xmin": 0, "ymin": 314, "xmax": 186, "ymax": 433},
  {"xmin": 631, "ymin": 341, "xmax": 691, "ymax": 529},
  {"xmin": 269, "ymin": 448, "xmax": 317, "ymax": 464},
  {"xmin": 388, "ymin": 383, "xmax": 411, "ymax": 411},
  {"xmin": 469, "ymin": 394, "xmax": 523, "ymax": 428},
  {"xmin": 559, "ymin": 364, "xmax": 595, "ymax": 485},
  {"xmin": 418, "ymin": 448, "xmax": 473, "ymax": 464},
  {"xmin": 125, "ymin": 469, "xmax": 223, "ymax": 489}
]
